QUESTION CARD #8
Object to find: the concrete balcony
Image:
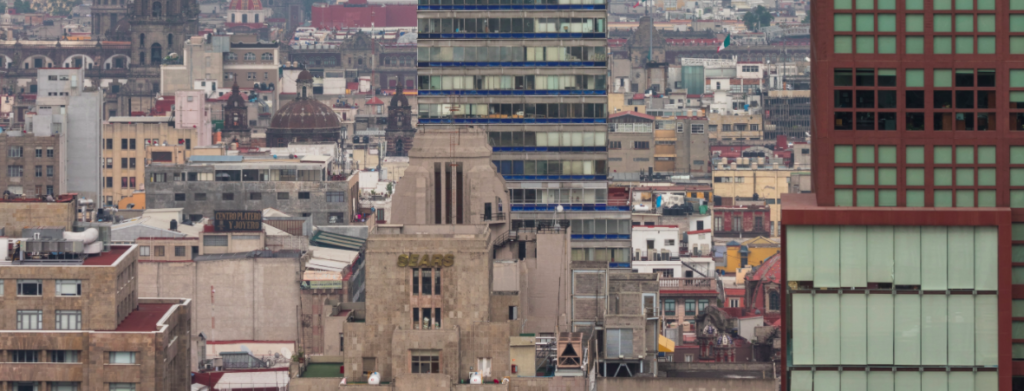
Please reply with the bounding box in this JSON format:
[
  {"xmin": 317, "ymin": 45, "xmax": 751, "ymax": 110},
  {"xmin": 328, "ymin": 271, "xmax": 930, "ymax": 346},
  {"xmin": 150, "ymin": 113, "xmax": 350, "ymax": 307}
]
[{"xmin": 659, "ymin": 277, "xmax": 716, "ymax": 291}]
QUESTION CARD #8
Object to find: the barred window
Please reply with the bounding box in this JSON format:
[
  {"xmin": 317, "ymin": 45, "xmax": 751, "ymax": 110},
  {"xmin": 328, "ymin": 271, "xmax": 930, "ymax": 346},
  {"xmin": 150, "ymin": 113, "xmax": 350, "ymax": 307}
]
[
  {"xmin": 326, "ymin": 192, "xmax": 345, "ymax": 202},
  {"xmin": 204, "ymin": 235, "xmax": 228, "ymax": 246}
]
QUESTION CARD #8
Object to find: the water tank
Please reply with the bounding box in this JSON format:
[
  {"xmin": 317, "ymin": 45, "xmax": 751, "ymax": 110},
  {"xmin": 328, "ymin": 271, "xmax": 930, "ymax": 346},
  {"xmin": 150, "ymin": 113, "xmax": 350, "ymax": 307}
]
[
  {"xmin": 470, "ymin": 372, "xmax": 483, "ymax": 385},
  {"xmin": 758, "ymin": 157, "xmax": 765, "ymax": 165},
  {"xmin": 368, "ymin": 372, "xmax": 381, "ymax": 385}
]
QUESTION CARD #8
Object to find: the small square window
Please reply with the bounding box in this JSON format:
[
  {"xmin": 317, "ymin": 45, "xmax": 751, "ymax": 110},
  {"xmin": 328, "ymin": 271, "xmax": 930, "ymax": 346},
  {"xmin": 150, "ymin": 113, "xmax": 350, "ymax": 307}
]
[
  {"xmin": 955, "ymin": 14, "xmax": 973, "ymax": 32},
  {"xmin": 907, "ymin": 190, "xmax": 925, "ymax": 206},
  {"xmin": 835, "ymin": 189, "xmax": 854, "ymax": 206},
  {"xmin": 879, "ymin": 168, "xmax": 897, "ymax": 186},
  {"xmin": 857, "ymin": 168, "xmax": 875, "ymax": 186},
  {"xmin": 934, "ymin": 15, "xmax": 952, "ymax": 32},
  {"xmin": 979, "ymin": 190, "xmax": 996, "ymax": 206},
  {"xmin": 835, "ymin": 168, "xmax": 854, "ymax": 185},
  {"xmin": 979, "ymin": 168, "xmax": 997, "ymax": 186},
  {"xmin": 934, "ymin": 37, "xmax": 952, "ymax": 54},
  {"xmin": 978, "ymin": 146, "xmax": 996, "ymax": 164},
  {"xmin": 906, "ymin": 146, "xmax": 925, "ymax": 164},
  {"xmin": 1011, "ymin": 37, "xmax": 1024, "ymax": 54},
  {"xmin": 906, "ymin": 15, "xmax": 924, "ymax": 32},
  {"xmin": 856, "ymin": 14, "xmax": 874, "ymax": 32},
  {"xmin": 956, "ymin": 190, "xmax": 975, "ymax": 207},
  {"xmin": 835, "ymin": 145, "xmax": 853, "ymax": 163},
  {"xmin": 834, "ymin": 14, "xmax": 852, "ymax": 31},
  {"xmin": 905, "ymin": 69, "xmax": 924, "ymax": 87},
  {"xmin": 277, "ymin": 192, "xmax": 289, "ymax": 200},
  {"xmin": 935, "ymin": 190, "xmax": 954, "ymax": 207},
  {"xmin": 934, "ymin": 0, "xmax": 951, "ymax": 9},
  {"xmin": 934, "ymin": 69, "xmax": 953, "ymax": 87},
  {"xmin": 956, "ymin": 146, "xmax": 974, "ymax": 164},
  {"xmin": 856, "ymin": 190, "xmax": 875, "ymax": 207},
  {"xmin": 856, "ymin": 146, "xmax": 874, "ymax": 163},
  {"xmin": 879, "ymin": 190, "xmax": 897, "ymax": 206},
  {"xmin": 956, "ymin": 168, "xmax": 975, "ymax": 186},
  {"xmin": 878, "ymin": 14, "xmax": 896, "ymax": 32},
  {"xmin": 835, "ymin": 36, "xmax": 853, "ymax": 54},
  {"xmin": 835, "ymin": 0, "xmax": 852, "ymax": 9},
  {"xmin": 978, "ymin": 37, "xmax": 996, "ymax": 54},
  {"xmin": 956, "ymin": 37, "xmax": 974, "ymax": 54},
  {"xmin": 856, "ymin": 37, "xmax": 874, "ymax": 53},
  {"xmin": 935, "ymin": 168, "xmax": 953, "ymax": 186},
  {"xmin": 906, "ymin": 0, "xmax": 924, "ymax": 9},
  {"xmin": 299, "ymin": 192, "xmax": 311, "ymax": 199},
  {"xmin": 906, "ymin": 168, "xmax": 926, "ymax": 186},
  {"xmin": 934, "ymin": 146, "xmax": 953, "ymax": 164},
  {"xmin": 878, "ymin": 146, "xmax": 897, "ymax": 163}
]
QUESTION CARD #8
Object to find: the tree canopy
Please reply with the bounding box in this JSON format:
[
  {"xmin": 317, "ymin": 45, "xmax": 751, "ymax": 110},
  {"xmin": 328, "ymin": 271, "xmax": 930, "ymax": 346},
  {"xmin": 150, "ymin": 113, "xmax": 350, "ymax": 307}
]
[{"xmin": 743, "ymin": 5, "xmax": 774, "ymax": 32}]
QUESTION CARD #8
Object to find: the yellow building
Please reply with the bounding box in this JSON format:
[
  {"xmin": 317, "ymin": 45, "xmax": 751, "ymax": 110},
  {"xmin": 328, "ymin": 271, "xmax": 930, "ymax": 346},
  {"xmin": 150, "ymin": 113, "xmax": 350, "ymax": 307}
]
[
  {"xmin": 102, "ymin": 117, "xmax": 195, "ymax": 207},
  {"xmin": 707, "ymin": 113, "xmax": 763, "ymax": 141},
  {"xmin": 720, "ymin": 236, "xmax": 780, "ymax": 273},
  {"xmin": 713, "ymin": 166, "xmax": 795, "ymax": 236}
]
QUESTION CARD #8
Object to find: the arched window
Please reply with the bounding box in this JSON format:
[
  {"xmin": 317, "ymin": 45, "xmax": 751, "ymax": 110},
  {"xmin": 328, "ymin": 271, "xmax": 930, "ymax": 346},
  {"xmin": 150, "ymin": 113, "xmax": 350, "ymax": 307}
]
[
  {"xmin": 244, "ymin": 52, "xmax": 255, "ymax": 61},
  {"xmin": 227, "ymin": 53, "xmax": 238, "ymax": 61},
  {"xmin": 151, "ymin": 43, "xmax": 163, "ymax": 65},
  {"xmin": 242, "ymin": 14, "xmax": 248, "ymax": 23},
  {"xmin": 768, "ymin": 290, "xmax": 780, "ymax": 311},
  {"xmin": 152, "ymin": 1, "xmax": 161, "ymax": 16},
  {"xmin": 139, "ymin": 33, "xmax": 145, "ymax": 46},
  {"xmin": 261, "ymin": 53, "xmax": 273, "ymax": 61},
  {"xmin": 167, "ymin": 34, "xmax": 173, "ymax": 47}
]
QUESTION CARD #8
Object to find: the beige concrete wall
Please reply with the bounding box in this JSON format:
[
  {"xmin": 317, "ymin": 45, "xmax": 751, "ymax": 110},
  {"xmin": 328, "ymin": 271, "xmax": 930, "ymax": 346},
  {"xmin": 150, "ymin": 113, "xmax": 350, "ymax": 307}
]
[
  {"xmin": 0, "ymin": 199, "xmax": 76, "ymax": 236},
  {"xmin": 707, "ymin": 113, "xmax": 763, "ymax": 140},
  {"xmin": 102, "ymin": 121, "xmax": 196, "ymax": 207},
  {"xmin": 608, "ymin": 132, "xmax": 654, "ymax": 175}
]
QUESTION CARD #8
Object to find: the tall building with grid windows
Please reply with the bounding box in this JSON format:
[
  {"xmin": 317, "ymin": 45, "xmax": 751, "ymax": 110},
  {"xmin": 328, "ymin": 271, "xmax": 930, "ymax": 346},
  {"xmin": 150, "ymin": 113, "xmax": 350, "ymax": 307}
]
[
  {"xmin": 417, "ymin": 2, "xmax": 633, "ymax": 266},
  {"xmin": 782, "ymin": 0, "xmax": 1021, "ymax": 390}
]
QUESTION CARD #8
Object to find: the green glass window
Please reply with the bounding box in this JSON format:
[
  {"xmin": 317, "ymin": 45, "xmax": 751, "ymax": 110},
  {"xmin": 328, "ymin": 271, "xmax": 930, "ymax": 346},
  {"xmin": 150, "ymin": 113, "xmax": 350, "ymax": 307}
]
[
  {"xmin": 935, "ymin": 190, "xmax": 953, "ymax": 207},
  {"xmin": 955, "ymin": 15, "xmax": 973, "ymax": 32},
  {"xmin": 836, "ymin": 168, "xmax": 854, "ymax": 185},
  {"xmin": 1013, "ymin": 92, "xmax": 1024, "ymax": 106},
  {"xmin": 907, "ymin": 168, "xmax": 925, "ymax": 186},
  {"xmin": 835, "ymin": 0, "xmax": 852, "ymax": 9},
  {"xmin": 857, "ymin": 168, "xmax": 876, "ymax": 185},
  {"xmin": 856, "ymin": 14, "xmax": 874, "ymax": 31},
  {"xmin": 956, "ymin": 168, "xmax": 974, "ymax": 186},
  {"xmin": 878, "ymin": 0, "xmax": 896, "ymax": 9},
  {"xmin": 857, "ymin": 36, "xmax": 875, "ymax": 53},
  {"xmin": 907, "ymin": 190, "xmax": 925, "ymax": 206},
  {"xmin": 835, "ymin": 14, "xmax": 853, "ymax": 32},
  {"xmin": 878, "ymin": 14, "xmax": 896, "ymax": 32},
  {"xmin": 879, "ymin": 146, "xmax": 897, "ymax": 163},
  {"xmin": 836, "ymin": 145, "xmax": 853, "ymax": 163},
  {"xmin": 978, "ymin": 146, "xmax": 996, "ymax": 164},
  {"xmin": 934, "ymin": 69, "xmax": 953, "ymax": 87},
  {"xmin": 935, "ymin": 168, "xmax": 953, "ymax": 186},
  {"xmin": 956, "ymin": 190, "xmax": 974, "ymax": 207},
  {"xmin": 978, "ymin": 37, "xmax": 996, "ymax": 54},
  {"xmin": 955, "ymin": 0, "xmax": 972, "ymax": 9},
  {"xmin": 977, "ymin": 15, "xmax": 995, "ymax": 32},
  {"xmin": 1015, "ymin": 320, "xmax": 1024, "ymax": 337},
  {"xmin": 1012, "ymin": 146, "xmax": 1024, "ymax": 164},
  {"xmin": 857, "ymin": 190, "xmax": 875, "ymax": 207},
  {"xmin": 1014, "ymin": 0, "xmax": 1024, "ymax": 10},
  {"xmin": 906, "ymin": 69, "xmax": 925, "ymax": 87},
  {"xmin": 978, "ymin": 0, "xmax": 994, "ymax": 9},
  {"xmin": 935, "ymin": 146, "xmax": 953, "ymax": 164},
  {"xmin": 878, "ymin": 36, "xmax": 897, "ymax": 53},
  {"xmin": 879, "ymin": 168, "xmax": 897, "ymax": 185},
  {"xmin": 1016, "ymin": 299, "xmax": 1024, "ymax": 316},
  {"xmin": 1012, "ymin": 190, "xmax": 1024, "ymax": 208},
  {"xmin": 836, "ymin": 36, "xmax": 853, "ymax": 54},
  {"xmin": 1012, "ymin": 70, "xmax": 1024, "ymax": 88},
  {"xmin": 836, "ymin": 189, "xmax": 854, "ymax": 206},
  {"xmin": 906, "ymin": 37, "xmax": 925, "ymax": 54},
  {"xmin": 1012, "ymin": 168, "xmax": 1024, "ymax": 186},
  {"xmin": 1013, "ymin": 15, "xmax": 1024, "ymax": 33},
  {"xmin": 879, "ymin": 190, "xmax": 897, "ymax": 206},
  {"xmin": 956, "ymin": 146, "xmax": 974, "ymax": 164},
  {"xmin": 905, "ymin": 0, "xmax": 924, "ymax": 9},
  {"xmin": 906, "ymin": 15, "xmax": 924, "ymax": 32},
  {"xmin": 856, "ymin": 0, "xmax": 873, "ymax": 9},
  {"xmin": 1011, "ymin": 37, "xmax": 1024, "ymax": 54},
  {"xmin": 934, "ymin": 0, "xmax": 951, "ymax": 9},
  {"xmin": 934, "ymin": 15, "xmax": 952, "ymax": 32},
  {"xmin": 906, "ymin": 146, "xmax": 925, "ymax": 163},
  {"xmin": 956, "ymin": 37, "xmax": 974, "ymax": 54},
  {"xmin": 857, "ymin": 146, "xmax": 875, "ymax": 163},
  {"xmin": 978, "ymin": 190, "xmax": 996, "ymax": 207},
  {"xmin": 979, "ymin": 168, "xmax": 996, "ymax": 186},
  {"xmin": 934, "ymin": 37, "xmax": 952, "ymax": 54}
]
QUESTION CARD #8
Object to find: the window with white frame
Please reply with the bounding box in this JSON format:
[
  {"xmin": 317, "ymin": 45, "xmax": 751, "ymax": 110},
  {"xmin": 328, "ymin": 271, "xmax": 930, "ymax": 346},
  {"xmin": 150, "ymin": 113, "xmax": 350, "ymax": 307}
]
[
  {"xmin": 18, "ymin": 279, "xmax": 42, "ymax": 296},
  {"xmin": 17, "ymin": 310, "xmax": 42, "ymax": 330},
  {"xmin": 109, "ymin": 384, "xmax": 136, "ymax": 391},
  {"xmin": 56, "ymin": 280, "xmax": 81, "ymax": 296},
  {"xmin": 140, "ymin": 246, "xmax": 150, "ymax": 256},
  {"xmin": 664, "ymin": 239, "xmax": 675, "ymax": 246},
  {"xmin": 56, "ymin": 310, "xmax": 82, "ymax": 330},
  {"xmin": 109, "ymin": 352, "xmax": 137, "ymax": 364},
  {"xmin": 729, "ymin": 298, "xmax": 740, "ymax": 308},
  {"xmin": 411, "ymin": 350, "xmax": 440, "ymax": 373}
]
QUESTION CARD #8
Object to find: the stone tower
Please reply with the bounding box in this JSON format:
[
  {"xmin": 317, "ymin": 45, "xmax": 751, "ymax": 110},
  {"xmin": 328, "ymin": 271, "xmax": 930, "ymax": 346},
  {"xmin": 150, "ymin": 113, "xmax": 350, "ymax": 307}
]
[
  {"xmin": 222, "ymin": 81, "xmax": 251, "ymax": 145},
  {"xmin": 384, "ymin": 86, "xmax": 415, "ymax": 157}
]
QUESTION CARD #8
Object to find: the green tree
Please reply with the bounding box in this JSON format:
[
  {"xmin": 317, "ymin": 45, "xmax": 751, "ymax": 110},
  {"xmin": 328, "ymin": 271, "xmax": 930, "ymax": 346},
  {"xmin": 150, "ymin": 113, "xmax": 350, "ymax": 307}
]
[
  {"xmin": 13, "ymin": 0, "xmax": 34, "ymax": 13},
  {"xmin": 742, "ymin": 5, "xmax": 774, "ymax": 32}
]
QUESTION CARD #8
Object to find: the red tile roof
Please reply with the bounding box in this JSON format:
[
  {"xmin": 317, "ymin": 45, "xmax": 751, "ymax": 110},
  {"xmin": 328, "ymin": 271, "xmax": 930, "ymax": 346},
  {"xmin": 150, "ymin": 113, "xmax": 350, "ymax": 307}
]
[
  {"xmin": 365, "ymin": 97, "xmax": 384, "ymax": 105},
  {"xmin": 747, "ymin": 254, "xmax": 781, "ymax": 284},
  {"xmin": 81, "ymin": 246, "xmax": 131, "ymax": 266},
  {"xmin": 113, "ymin": 303, "xmax": 174, "ymax": 331},
  {"xmin": 609, "ymin": 111, "xmax": 655, "ymax": 121}
]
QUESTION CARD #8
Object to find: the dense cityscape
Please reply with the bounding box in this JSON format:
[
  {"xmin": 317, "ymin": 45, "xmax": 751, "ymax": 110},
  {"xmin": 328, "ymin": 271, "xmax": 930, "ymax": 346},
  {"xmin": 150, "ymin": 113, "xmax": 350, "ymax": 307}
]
[{"xmin": 0, "ymin": 0, "xmax": 1014, "ymax": 390}]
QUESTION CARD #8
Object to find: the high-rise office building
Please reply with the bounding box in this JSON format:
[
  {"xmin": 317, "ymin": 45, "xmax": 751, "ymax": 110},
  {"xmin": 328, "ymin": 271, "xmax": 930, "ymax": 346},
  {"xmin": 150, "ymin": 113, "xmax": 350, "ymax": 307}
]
[
  {"xmin": 417, "ymin": 1, "xmax": 632, "ymax": 266},
  {"xmin": 782, "ymin": 0, "xmax": 1019, "ymax": 390}
]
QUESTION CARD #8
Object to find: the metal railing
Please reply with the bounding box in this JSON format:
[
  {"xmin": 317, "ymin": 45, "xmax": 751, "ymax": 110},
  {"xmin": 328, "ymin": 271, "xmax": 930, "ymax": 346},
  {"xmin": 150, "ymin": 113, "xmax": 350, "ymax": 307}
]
[{"xmin": 659, "ymin": 277, "xmax": 716, "ymax": 290}]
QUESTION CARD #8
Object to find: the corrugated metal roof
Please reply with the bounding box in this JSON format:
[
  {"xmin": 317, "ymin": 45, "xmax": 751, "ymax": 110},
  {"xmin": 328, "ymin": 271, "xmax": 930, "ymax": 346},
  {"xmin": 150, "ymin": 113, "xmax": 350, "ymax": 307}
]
[{"xmin": 310, "ymin": 230, "xmax": 365, "ymax": 251}]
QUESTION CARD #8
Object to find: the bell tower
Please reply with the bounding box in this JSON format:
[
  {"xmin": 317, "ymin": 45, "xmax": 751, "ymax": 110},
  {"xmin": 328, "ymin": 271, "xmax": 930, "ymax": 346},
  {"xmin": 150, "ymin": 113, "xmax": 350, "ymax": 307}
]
[
  {"xmin": 223, "ymin": 82, "xmax": 251, "ymax": 145},
  {"xmin": 118, "ymin": 0, "xmax": 199, "ymax": 115}
]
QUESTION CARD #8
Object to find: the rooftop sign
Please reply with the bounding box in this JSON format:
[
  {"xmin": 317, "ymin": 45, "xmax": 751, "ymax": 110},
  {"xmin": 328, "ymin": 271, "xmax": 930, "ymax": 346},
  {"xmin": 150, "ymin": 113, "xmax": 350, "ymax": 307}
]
[{"xmin": 214, "ymin": 211, "xmax": 263, "ymax": 232}]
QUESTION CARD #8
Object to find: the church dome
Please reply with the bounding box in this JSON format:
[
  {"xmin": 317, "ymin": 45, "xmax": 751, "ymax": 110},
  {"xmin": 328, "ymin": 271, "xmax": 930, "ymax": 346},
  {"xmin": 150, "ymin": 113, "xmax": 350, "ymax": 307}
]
[
  {"xmin": 269, "ymin": 70, "xmax": 341, "ymax": 130},
  {"xmin": 229, "ymin": 0, "xmax": 263, "ymax": 10}
]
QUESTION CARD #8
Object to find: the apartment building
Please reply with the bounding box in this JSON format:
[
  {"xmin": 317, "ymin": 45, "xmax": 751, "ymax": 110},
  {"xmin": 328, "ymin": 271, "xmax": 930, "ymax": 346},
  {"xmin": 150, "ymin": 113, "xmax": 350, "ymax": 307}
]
[{"xmin": 101, "ymin": 117, "xmax": 195, "ymax": 207}]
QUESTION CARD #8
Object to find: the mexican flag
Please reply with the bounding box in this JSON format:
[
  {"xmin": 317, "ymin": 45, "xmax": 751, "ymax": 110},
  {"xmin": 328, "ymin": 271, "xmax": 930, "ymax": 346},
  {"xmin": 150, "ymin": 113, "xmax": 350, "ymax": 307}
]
[
  {"xmin": 633, "ymin": 0, "xmax": 642, "ymax": 8},
  {"xmin": 718, "ymin": 34, "xmax": 731, "ymax": 52}
]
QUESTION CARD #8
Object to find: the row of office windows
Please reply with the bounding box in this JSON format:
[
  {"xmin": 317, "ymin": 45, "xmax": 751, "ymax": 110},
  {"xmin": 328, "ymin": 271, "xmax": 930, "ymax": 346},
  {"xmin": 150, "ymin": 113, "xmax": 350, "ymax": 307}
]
[
  {"xmin": 3, "ymin": 279, "xmax": 81, "ymax": 297},
  {"xmin": 419, "ymin": 103, "xmax": 607, "ymax": 119},
  {"xmin": 150, "ymin": 169, "xmax": 323, "ymax": 183},
  {"xmin": 418, "ymin": 75, "xmax": 606, "ymax": 91},
  {"xmin": 417, "ymin": 46, "xmax": 607, "ymax": 63},
  {"xmin": 168, "ymin": 191, "xmax": 344, "ymax": 202},
  {"xmin": 418, "ymin": 17, "xmax": 606, "ymax": 34},
  {"xmin": 488, "ymin": 131, "xmax": 606, "ymax": 147},
  {"xmin": 7, "ymin": 146, "xmax": 54, "ymax": 158}
]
